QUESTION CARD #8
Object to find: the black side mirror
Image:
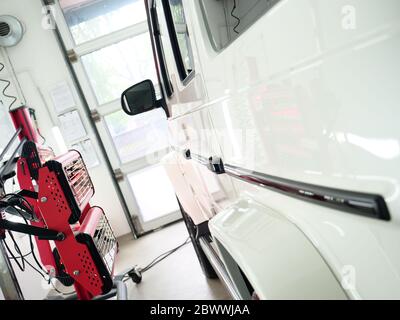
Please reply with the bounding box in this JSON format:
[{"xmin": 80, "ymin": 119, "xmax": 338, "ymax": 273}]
[{"xmin": 121, "ymin": 80, "xmax": 157, "ymax": 116}]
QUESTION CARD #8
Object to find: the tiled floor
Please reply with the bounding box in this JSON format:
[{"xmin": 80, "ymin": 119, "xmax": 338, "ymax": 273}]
[{"xmin": 115, "ymin": 222, "xmax": 231, "ymax": 300}]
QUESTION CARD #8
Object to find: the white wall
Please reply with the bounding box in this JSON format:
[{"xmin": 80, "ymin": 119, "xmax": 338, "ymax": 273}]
[
  {"xmin": 0, "ymin": 0, "xmax": 131, "ymax": 235},
  {"xmin": 0, "ymin": 0, "xmax": 132, "ymax": 299}
]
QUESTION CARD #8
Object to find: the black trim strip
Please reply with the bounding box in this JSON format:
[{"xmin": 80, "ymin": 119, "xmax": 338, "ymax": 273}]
[
  {"xmin": 75, "ymin": 232, "xmax": 113, "ymax": 295},
  {"xmin": 17, "ymin": 189, "xmax": 38, "ymax": 200},
  {"xmin": 150, "ymin": 0, "xmax": 174, "ymax": 97},
  {"xmin": 224, "ymin": 164, "xmax": 390, "ymax": 221},
  {"xmin": 182, "ymin": 149, "xmax": 391, "ymax": 221},
  {"xmin": 161, "ymin": 0, "xmax": 194, "ymax": 82},
  {"xmin": 0, "ymin": 219, "xmax": 64, "ymax": 241}
]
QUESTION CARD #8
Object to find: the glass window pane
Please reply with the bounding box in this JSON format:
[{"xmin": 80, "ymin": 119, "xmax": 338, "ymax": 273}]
[
  {"xmin": 60, "ymin": 0, "xmax": 147, "ymax": 44},
  {"xmin": 176, "ymin": 33, "xmax": 193, "ymax": 73},
  {"xmin": 104, "ymin": 108, "xmax": 169, "ymax": 163},
  {"xmin": 81, "ymin": 33, "xmax": 158, "ymax": 105},
  {"xmin": 128, "ymin": 165, "xmax": 179, "ymax": 222},
  {"xmin": 168, "ymin": 0, "xmax": 194, "ymax": 77}
]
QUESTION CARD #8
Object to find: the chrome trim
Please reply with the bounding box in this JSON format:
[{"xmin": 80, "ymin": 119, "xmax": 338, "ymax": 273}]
[
  {"xmin": 177, "ymin": 147, "xmax": 391, "ymax": 221},
  {"xmin": 224, "ymin": 164, "xmax": 390, "ymax": 221}
]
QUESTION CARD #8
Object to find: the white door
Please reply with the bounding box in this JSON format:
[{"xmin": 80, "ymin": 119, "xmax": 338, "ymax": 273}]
[{"xmin": 52, "ymin": 0, "xmax": 181, "ymax": 234}]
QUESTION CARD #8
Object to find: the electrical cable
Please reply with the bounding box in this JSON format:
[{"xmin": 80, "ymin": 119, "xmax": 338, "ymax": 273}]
[
  {"xmin": 26, "ymin": 255, "xmax": 76, "ymax": 297},
  {"xmin": 2, "ymin": 189, "xmax": 76, "ymax": 296},
  {"xmin": 123, "ymin": 237, "xmax": 191, "ymax": 283},
  {"xmin": 3, "ymin": 233, "xmax": 25, "ymax": 271},
  {"xmin": 9, "ymin": 230, "xmax": 26, "ymax": 270},
  {"xmin": 4, "ymin": 193, "xmax": 48, "ymax": 273},
  {"xmin": 2, "ymin": 193, "xmax": 191, "ymax": 296},
  {"xmin": 231, "ymin": 0, "xmax": 241, "ymax": 34},
  {"xmin": 4, "ymin": 193, "xmax": 76, "ymax": 286},
  {"xmin": 3, "ymin": 214, "xmax": 76, "ymax": 296},
  {"xmin": 23, "ymin": 255, "xmax": 47, "ymax": 279},
  {"xmin": 7, "ymin": 250, "xmax": 31, "ymax": 260},
  {"xmin": 0, "ymin": 61, "xmax": 18, "ymax": 111},
  {"xmin": 1, "ymin": 187, "xmax": 185, "ymax": 297},
  {"xmin": 24, "ymin": 257, "xmax": 75, "ymax": 296},
  {"xmin": 4, "ymin": 192, "xmax": 35, "ymax": 220},
  {"xmin": 3, "ymin": 212, "xmax": 41, "ymax": 274},
  {"xmin": 4, "ymin": 48, "xmax": 27, "ymax": 107},
  {"xmin": 142, "ymin": 237, "xmax": 191, "ymax": 272},
  {"xmin": 13, "ymin": 249, "xmax": 75, "ymax": 296}
]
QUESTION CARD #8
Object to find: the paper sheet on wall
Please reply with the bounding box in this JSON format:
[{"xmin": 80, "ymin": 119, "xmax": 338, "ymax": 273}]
[
  {"xmin": 50, "ymin": 82, "xmax": 76, "ymax": 114},
  {"xmin": 72, "ymin": 139, "xmax": 100, "ymax": 169},
  {"xmin": 58, "ymin": 110, "xmax": 87, "ymax": 143}
]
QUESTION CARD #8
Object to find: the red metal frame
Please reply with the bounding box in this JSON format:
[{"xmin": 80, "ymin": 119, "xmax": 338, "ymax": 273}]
[
  {"xmin": 10, "ymin": 107, "xmax": 40, "ymax": 143},
  {"xmin": 16, "ymin": 145, "xmax": 58, "ymax": 272},
  {"xmin": 10, "ymin": 106, "xmax": 118, "ymax": 300},
  {"xmin": 37, "ymin": 166, "xmax": 102, "ymax": 299}
]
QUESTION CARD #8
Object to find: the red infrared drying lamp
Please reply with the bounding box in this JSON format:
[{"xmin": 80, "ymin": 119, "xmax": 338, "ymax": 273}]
[{"xmin": 4, "ymin": 106, "xmax": 124, "ymax": 300}]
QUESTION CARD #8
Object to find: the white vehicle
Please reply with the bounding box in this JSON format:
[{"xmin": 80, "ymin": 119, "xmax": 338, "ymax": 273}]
[{"xmin": 121, "ymin": 0, "xmax": 400, "ymax": 300}]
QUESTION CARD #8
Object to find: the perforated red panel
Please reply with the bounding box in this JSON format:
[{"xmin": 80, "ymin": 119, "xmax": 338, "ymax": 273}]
[
  {"xmin": 38, "ymin": 167, "xmax": 104, "ymax": 298},
  {"xmin": 45, "ymin": 174, "xmax": 69, "ymax": 214},
  {"xmin": 78, "ymin": 249, "xmax": 102, "ymax": 290},
  {"xmin": 16, "ymin": 158, "xmax": 58, "ymax": 273}
]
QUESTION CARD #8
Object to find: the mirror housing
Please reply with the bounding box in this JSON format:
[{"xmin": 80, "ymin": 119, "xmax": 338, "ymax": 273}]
[{"xmin": 121, "ymin": 80, "xmax": 158, "ymax": 116}]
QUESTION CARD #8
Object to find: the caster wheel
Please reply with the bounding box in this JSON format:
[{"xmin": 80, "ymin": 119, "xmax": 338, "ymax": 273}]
[{"xmin": 128, "ymin": 268, "xmax": 142, "ymax": 284}]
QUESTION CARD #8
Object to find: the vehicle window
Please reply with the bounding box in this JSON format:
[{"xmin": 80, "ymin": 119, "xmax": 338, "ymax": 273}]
[
  {"xmin": 163, "ymin": 0, "xmax": 195, "ymax": 82},
  {"xmin": 200, "ymin": 0, "xmax": 280, "ymax": 51},
  {"xmin": 81, "ymin": 33, "xmax": 159, "ymax": 105},
  {"xmin": 60, "ymin": 0, "xmax": 147, "ymax": 45}
]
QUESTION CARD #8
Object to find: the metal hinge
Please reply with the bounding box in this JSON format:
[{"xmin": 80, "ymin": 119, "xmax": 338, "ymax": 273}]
[
  {"xmin": 114, "ymin": 169, "xmax": 124, "ymax": 183},
  {"xmin": 67, "ymin": 49, "xmax": 78, "ymax": 64},
  {"xmin": 90, "ymin": 110, "xmax": 101, "ymax": 123}
]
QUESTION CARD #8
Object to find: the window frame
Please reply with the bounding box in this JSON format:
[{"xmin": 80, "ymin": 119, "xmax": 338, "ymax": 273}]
[
  {"xmin": 59, "ymin": 0, "xmax": 149, "ymax": 46},
  {"xmin": 79, "ymin": 31, "xmax": 159, "ymax": 106},
  {"xmin": 150, "ymin": 0, "xmax": 174, "ymax": 97},
  {"xmin": 160, "ymin": 0, "xmax": 195, "ymax": 84}
]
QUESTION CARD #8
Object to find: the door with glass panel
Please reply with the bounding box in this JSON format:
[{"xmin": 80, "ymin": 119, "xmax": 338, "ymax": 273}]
[{"xmin": 53, "ymin": 0, "xmax": 181, "ymax": 234}]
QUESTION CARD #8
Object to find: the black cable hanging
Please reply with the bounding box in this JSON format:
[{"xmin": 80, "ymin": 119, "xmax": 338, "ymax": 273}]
[
  {"xmin": 231, "ymin": 0, "xmax": 241, "ymax": 34},
  {"xmin": 0, "ymin": 61, "xmax": 18, "ymax": 111}
]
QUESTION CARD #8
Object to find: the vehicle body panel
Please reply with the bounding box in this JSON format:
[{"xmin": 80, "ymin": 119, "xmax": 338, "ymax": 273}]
[{"xmin": 153, "ymin": 0, "xmax": 400, "ymax": 299}]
